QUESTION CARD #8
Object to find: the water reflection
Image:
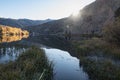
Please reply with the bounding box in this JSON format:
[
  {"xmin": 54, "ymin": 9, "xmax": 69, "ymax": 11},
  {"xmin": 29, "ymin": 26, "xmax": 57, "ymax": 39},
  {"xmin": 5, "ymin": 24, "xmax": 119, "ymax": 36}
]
[
  {"xmin": 0, "ymin": 34, "xmax": 29, "ymax": 63},
  {"xmin": 44, "ymin": 48, "xmax": 89, "ymax": 80},
  {"xmin": 25, "ymin": 35, "xmax": 74, "ymax": 53},
  {"xmin": 0, "ymin": 47, "xmax": 26, "ymax": 63},
  {"xmin": 0, "ymin": 35, "xmax": 89, "ymax": 79},
  {"xmin": 0, "ymin": 35, "xmax": 29, "ymax": 43}
]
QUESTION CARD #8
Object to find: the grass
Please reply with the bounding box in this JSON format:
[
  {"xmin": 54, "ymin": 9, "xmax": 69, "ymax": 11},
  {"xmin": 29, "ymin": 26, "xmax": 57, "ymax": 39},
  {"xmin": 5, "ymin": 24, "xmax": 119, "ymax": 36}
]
[
  {"xmin": 73, "ymin": 37, "xmax": 120, "ymax": 59},
  {"xmin": 0, "ymin": 46, "xmax": 53, "ymax": 80},
  {"xmin": 80, "ymin": 58, "xmax": 120, "ymax": 80},
  {"xmin": 72, "ymin": 37, "xmax": 120, "ymax": 80}
]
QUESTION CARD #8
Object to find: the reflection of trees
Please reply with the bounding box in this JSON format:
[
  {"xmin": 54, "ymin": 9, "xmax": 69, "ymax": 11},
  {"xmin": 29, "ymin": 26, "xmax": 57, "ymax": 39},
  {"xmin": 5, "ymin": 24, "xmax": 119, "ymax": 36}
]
[
  {"xmin": 0, "ymin": 35, "xmax": 29, "ymax": 43},
  {"xmin": 0, "ymin": 25, "xmax": 29, "ymax": 43},
  {"xmin": 0, "ymin": 47, "xmax": 26, "ymax": 63}
]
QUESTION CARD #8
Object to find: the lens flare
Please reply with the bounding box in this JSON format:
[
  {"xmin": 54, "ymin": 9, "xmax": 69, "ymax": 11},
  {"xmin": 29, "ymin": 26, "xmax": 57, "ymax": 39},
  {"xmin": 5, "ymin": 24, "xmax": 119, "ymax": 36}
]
[{"xmin": 72, "ymin": 10, "xmax": 79, "ymax": 16}]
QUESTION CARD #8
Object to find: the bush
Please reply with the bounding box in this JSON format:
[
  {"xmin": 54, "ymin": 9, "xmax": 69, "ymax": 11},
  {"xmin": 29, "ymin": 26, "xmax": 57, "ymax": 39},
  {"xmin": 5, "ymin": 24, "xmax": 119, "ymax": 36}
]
[
  {"xmin": 80, "ymin": 58, "xmax": 120, "ymax": 80},
  {"xmin": 103, "ymin": 17, "xmax": 120, "ymax": 45}
]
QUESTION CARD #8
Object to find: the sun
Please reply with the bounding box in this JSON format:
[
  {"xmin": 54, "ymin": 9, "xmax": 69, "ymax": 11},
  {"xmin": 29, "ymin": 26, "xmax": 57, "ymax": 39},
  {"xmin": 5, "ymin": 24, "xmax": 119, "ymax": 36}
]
[{"xmin": 72, "ymin": 9, "xmax": 79, "ymax": 16}]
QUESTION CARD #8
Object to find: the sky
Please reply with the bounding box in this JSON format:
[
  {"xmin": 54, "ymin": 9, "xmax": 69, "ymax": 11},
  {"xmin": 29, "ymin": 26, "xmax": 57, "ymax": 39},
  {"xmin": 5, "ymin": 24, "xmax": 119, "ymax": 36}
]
[{"xmin": 0, "ymin": 0, "xmax": 95, "ymax": 20}]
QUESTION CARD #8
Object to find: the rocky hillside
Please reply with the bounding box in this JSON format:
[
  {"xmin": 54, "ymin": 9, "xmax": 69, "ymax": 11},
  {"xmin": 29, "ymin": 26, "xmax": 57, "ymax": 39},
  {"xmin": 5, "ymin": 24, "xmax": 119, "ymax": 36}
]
[
  {"xmin": 28, "ymin": 0, "xmax": 120, "ymax": 35},
  {"xmin": 70, "ymin": 0, "xmax": 120, "ymax": 34}
]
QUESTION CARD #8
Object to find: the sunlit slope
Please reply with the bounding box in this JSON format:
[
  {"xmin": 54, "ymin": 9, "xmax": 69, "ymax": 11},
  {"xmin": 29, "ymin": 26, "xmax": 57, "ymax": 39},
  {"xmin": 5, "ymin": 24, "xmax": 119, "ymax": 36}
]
[
  {"xmin": 0, "ymin": 25, "xmax": 29, "ymax": 43},
  {"xmin": 0, "ymin": 25, "xmax": 29, "ymax": 35}
]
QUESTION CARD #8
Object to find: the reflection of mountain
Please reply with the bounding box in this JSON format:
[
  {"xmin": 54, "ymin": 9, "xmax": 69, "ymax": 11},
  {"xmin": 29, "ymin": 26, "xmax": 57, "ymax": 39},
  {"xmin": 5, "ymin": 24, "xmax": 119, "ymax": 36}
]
[
  {"xmin": 25, "ymin": 36, "xmax": 76, "ymax": 55},
  {"xmin": 0, "ymin": 35, "xmax": 29, "ymax": 43}
]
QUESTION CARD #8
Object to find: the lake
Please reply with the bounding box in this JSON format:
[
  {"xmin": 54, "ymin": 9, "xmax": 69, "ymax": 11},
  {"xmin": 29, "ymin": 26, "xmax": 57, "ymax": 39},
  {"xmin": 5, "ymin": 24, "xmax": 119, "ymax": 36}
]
[{"xmin": 0, "ymin": 35, "xmax": 89, "ymax": 80}]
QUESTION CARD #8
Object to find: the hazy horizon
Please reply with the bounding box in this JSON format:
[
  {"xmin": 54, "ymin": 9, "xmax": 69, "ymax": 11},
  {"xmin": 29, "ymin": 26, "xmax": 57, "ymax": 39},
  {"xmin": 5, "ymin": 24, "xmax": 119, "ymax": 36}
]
[{"xmin": 0, "ymin": 0, "xmax": 95, "ymax": 20}]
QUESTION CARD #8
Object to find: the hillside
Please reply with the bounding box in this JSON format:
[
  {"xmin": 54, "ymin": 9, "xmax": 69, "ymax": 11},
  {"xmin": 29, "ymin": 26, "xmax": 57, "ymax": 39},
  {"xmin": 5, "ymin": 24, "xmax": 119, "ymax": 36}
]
[
  {"xmin": 0, "ymin": 18, "xmax": 52, "ymax": 28},
  {"xmin": 1, "ymin": 0, "xmax": 120, "ymax": 35},
  {"xmin": 70, "ymin": 0, "xmax": 120, "ymax": 34},
  {"xmin": 27, "ymin": 0, "xmax": 120, "ymax": 35},
  {"xmin": 0, "ymin": 25, "xmax": 29, "ymax": 35},
  {"xmin": 26, "ymin": 18, "xmax": 67, "ymax": 34}
]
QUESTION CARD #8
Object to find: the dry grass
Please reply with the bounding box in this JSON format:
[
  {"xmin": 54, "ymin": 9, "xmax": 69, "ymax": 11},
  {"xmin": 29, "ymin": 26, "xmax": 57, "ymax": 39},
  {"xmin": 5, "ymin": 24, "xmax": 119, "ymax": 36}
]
[{"xmin": 0, "ymin": 46, "xmax": 53, "ymax": 80}]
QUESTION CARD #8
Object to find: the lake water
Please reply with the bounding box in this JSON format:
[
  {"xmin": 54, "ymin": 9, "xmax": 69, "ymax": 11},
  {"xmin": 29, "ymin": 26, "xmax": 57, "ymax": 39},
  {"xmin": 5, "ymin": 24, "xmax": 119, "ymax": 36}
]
[
  {"xmin": 0, "ymin": 47, "xmax": 25, "ymax": 63},
  {"xmin": 0, "ymin": 35, "xmax": 89, "ymax": 80},
  {"xmin": 43, "ymin": 47, "xmax": 88, "ymax": 80}
]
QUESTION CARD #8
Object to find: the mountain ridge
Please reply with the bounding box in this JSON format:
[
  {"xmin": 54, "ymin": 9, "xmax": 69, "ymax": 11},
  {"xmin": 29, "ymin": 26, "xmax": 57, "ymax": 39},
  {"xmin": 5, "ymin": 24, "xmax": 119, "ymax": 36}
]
[
  {"xmin": 27, "ymin": 0, "xmax": 120, "ymax": 35},
  {"xmin": 1, "ymin": 0, "xmax": 120, "ymax": 35},
  {"xmin": 0, "ymin": 18, "xmax": 53, "ymax": 28}
]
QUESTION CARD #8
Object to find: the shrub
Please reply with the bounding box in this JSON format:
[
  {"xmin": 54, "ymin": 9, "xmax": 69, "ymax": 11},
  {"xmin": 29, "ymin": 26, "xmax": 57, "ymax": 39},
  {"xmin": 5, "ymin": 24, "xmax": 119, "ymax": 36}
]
[{"xmin": 103, "ymin": 17, "xmax": 120, "ymax": 45}]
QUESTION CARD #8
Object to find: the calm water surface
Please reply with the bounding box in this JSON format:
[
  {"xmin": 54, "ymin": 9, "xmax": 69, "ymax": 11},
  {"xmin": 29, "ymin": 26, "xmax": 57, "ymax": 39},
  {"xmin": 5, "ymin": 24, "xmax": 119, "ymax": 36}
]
[
  {"xmin": 0, "ymin": 47, "xmax": 25, "ymax": 63},
  {"xmin": 43, "ymin": 48, "xmax": 89, "ymax": 80},
  {"xmin": 0, "ymin": 35, "xmax": 89, "ymax": 80}
]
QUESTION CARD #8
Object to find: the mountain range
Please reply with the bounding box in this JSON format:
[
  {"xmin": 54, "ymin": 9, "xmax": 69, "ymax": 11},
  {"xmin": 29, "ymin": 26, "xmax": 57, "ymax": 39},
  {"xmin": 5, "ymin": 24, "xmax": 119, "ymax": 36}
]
[
  {"xmin": 0, "ymin": 18, "xmax": 52, "ymax": 28},
  {"xmin": 26, "ymin": 0, "xmax": 120, "ymax": 35},
  {"xmin": 0, "ymin": 0, "xmax": 120, "ymax": 35}
]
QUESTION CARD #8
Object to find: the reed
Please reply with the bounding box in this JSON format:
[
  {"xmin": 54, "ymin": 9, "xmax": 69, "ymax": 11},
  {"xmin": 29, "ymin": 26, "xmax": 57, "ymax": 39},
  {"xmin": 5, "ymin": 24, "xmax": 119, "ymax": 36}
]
[{"xmin": 0, "ymin": 46, "xmax": 53, "ymax": 80}]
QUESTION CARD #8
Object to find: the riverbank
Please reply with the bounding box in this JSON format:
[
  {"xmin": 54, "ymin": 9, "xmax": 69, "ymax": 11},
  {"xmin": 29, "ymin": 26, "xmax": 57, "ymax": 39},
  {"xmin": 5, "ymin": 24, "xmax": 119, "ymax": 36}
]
[
  {"xmin": 72, "ymin": 37, "xmax": 120, "ymax": 80},
  {"xmin": 0, "ymin": 46, "xmax": 53, "ymax": 80}
]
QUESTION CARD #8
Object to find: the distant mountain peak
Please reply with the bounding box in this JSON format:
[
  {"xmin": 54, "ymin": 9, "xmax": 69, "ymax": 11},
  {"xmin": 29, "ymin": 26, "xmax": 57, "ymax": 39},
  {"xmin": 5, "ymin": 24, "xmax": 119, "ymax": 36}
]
[{"xmin": 0, "ymin": 18, "xmax": 53, "ymax": 28}]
